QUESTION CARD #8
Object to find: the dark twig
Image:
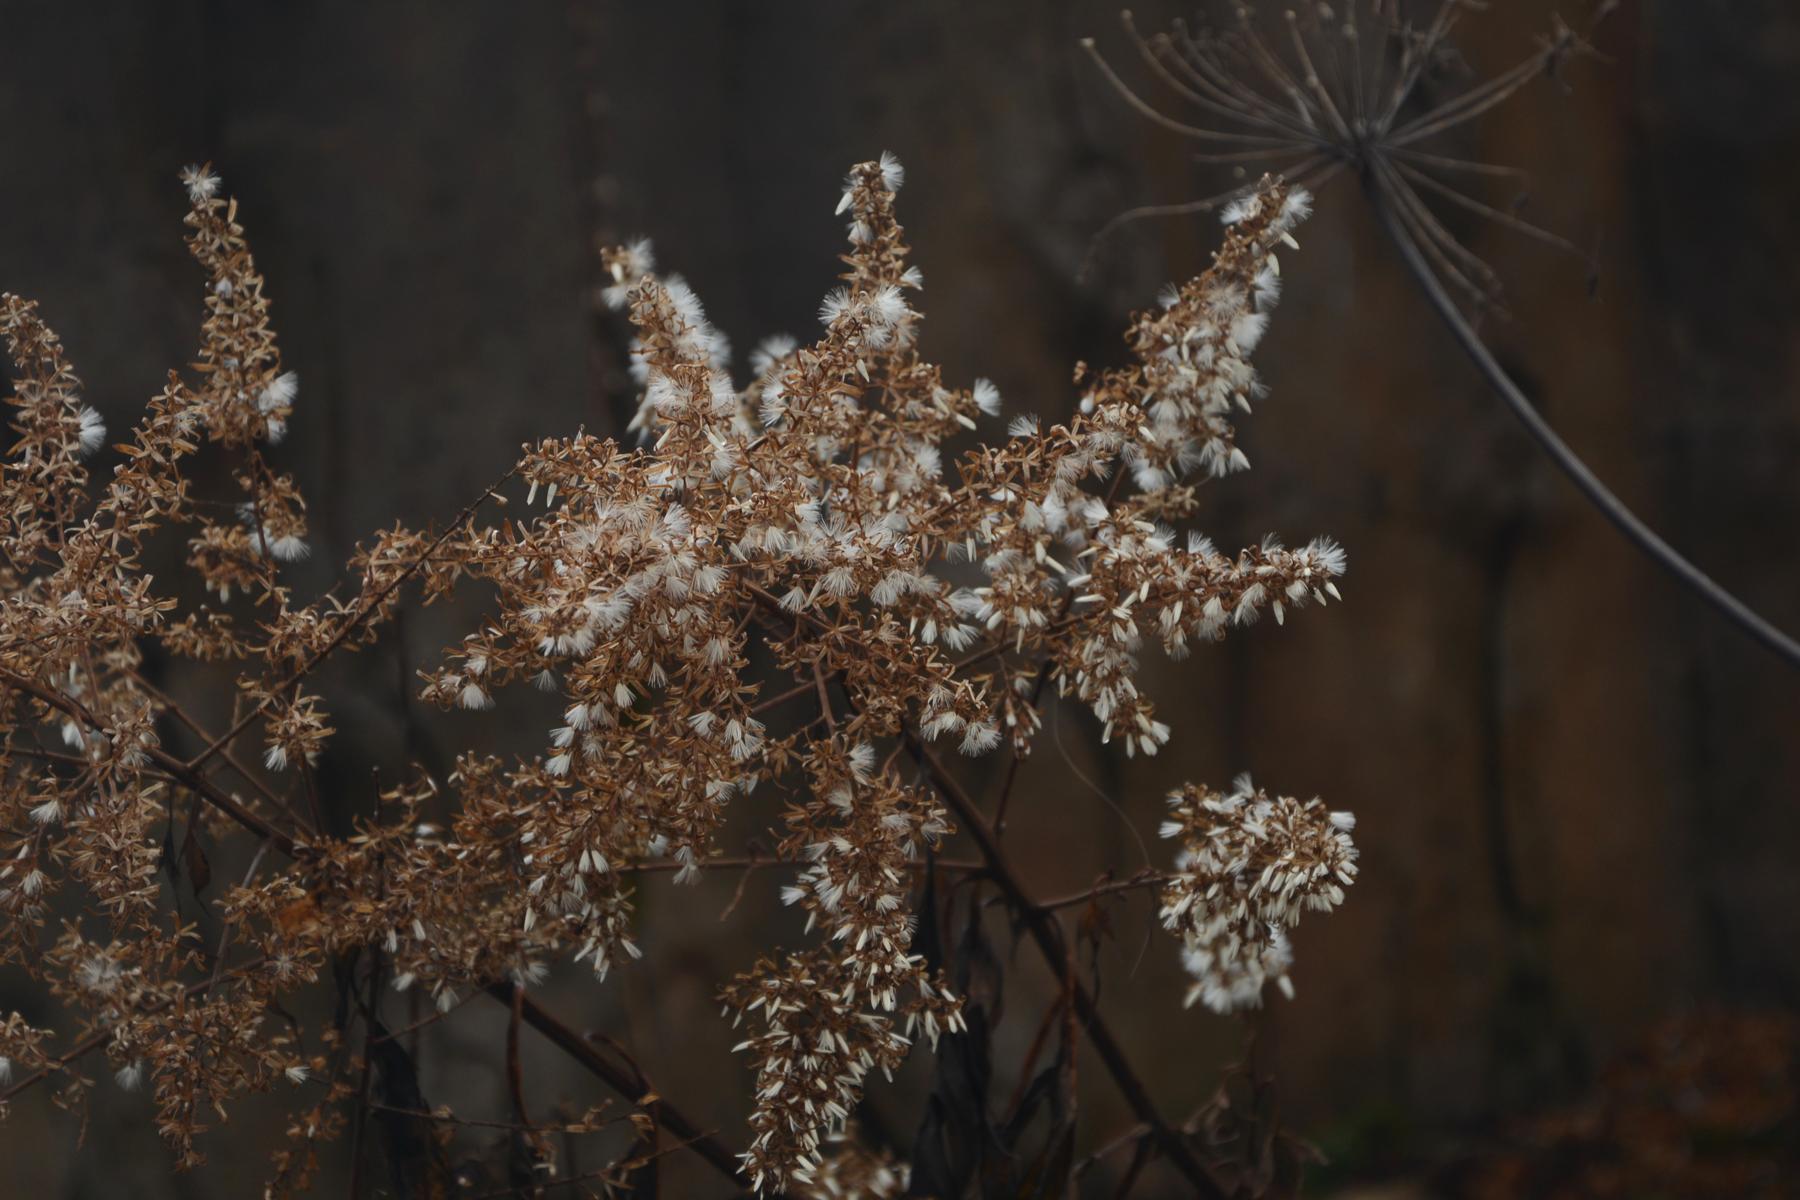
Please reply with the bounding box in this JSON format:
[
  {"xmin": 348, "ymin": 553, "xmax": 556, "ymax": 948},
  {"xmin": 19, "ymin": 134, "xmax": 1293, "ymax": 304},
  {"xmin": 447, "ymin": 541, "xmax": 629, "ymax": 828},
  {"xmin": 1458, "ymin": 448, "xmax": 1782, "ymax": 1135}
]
[
  {"xmin": 347, "ymin": 942, "xmax": 388, "ymax": 1198},
  {"xmin": 904, "ymin": 731, "xmax": 1225, "ymax": 1198},
  {"xmin": 0, "ymin": 669, "xmax": 303, "ymax": 853},
  {"xmin": 507, "ymin": 983, "xmax": 533, "ymax": 1131},
  {"xmin": 482, "ymin": 985, "xmax": 754, "ymax": 1192},
  {"xmin": 1033, "ymin": 868, "xmax": 1173, "ymax": 914}
]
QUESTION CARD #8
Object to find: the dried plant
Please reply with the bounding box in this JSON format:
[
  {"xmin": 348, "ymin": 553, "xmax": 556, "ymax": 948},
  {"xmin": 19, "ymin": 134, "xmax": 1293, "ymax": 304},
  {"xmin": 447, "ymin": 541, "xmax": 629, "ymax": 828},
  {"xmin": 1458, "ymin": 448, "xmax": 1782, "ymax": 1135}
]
[{"xmin": 2, "ymin": 153, "xmax": 1353, "ymax": 1196}]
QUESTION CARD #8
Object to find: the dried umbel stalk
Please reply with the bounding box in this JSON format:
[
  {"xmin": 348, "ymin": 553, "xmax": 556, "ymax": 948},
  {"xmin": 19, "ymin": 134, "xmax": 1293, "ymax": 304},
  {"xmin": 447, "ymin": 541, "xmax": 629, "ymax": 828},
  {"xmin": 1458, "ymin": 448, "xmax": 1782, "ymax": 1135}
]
[
  {"xmin": 2, "ymin": 152, "xmax": 1354, "ymax": 1195},
  {"xmin": 1085, "ymin": 4, "xmax": 1800, "ymax": 674},
  {"xmin": 1082, "ymin": 1, "xmax": 1603, "ymax": 306}
]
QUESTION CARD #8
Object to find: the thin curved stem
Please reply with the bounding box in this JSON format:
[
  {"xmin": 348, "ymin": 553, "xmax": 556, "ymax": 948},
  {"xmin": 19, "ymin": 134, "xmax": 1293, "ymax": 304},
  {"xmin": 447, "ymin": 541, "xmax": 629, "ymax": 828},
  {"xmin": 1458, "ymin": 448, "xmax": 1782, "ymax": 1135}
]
[
  {"xmin": 1374, "ymin": 156, "xmax": 1502, "ymax": 305},
  {"xmin": 1390, "ymin": 145, "xmax": 1531, "ymax": 180},
  {"xmin": 488, "ymin": 984, "xmax": 752, "ymax": 1190},
  {"xmin": 1080, "ymin": 38, "xmax": 1300, "ymax": 146},
  {"xmin": 1393, "ymin": 159, "xmax": 1592, "ymax": 264},
  {"xmin": 1082, "ymin": 155, "xmax": 1326, "ymax": 276},
  {"xmin": 1129, "ymin": 14, "xmax": 1318, "ymax": 143},
  {"xmin": 1032, "ymin": 868, "xmax": 1174, "ymax": 914},
  {"xmin": 1365, "ymin": 170, "xmax": 1800, "ymax": 670}
]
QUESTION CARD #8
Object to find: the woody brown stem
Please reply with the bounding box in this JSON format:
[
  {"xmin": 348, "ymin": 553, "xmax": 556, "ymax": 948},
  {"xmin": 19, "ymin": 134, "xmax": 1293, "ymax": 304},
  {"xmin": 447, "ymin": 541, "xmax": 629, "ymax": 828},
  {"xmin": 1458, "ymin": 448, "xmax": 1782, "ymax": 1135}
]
[
  {"xmin": 903, "ymin": 731, "xmax": 1224, "ymax": 1198},
  {"xmin": 1031, "ymin": 868, "xmax": 1174, "ymax": 914},
  {"xmin": 0, "ymin": 668, "xmax": 303, "ymax": 854},
  {"xmin": 484, "ymin": 984, "xmax": 754, "ymax": 1192}
]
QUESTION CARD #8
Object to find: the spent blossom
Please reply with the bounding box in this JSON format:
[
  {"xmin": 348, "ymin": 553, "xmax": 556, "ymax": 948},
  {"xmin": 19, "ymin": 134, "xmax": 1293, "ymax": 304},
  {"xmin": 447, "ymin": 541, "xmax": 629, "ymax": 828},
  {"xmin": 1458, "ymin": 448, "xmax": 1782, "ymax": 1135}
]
[{"xmin": 1159, "ymin": 775, "xmax": 1359, "ymax": 1013}]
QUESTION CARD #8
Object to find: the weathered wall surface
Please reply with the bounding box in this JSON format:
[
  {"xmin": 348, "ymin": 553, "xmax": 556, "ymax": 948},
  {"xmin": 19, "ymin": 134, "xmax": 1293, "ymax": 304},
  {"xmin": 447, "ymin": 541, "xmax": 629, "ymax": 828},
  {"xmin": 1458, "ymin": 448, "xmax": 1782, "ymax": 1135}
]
[{"xmin": 2, "ymin": 0, "xmax": 1796, "ymax": 1193}]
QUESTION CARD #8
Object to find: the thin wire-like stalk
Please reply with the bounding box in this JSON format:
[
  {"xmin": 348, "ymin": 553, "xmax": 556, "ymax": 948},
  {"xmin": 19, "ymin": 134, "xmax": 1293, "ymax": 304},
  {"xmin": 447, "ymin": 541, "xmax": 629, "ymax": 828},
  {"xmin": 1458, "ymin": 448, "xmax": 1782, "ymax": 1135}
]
[
  {"xmin": 1393, "ymin": 159, "xmax": 1590, "ymax": 262},
  {"xmin": 1377, "ymin": 0, "xmax": 1464, "ymax": 131},
  {"xmin": 1233, "ymin": 11, "xmax": 1322, "ymax": 131},
  {"xmin": 1387, "ymin": 34, "xmax": 1576, "ymax": 147},
  {"xmin": 1125, "ymin": 15, "xmax": 1310, "ymax": 140},
  {"xmin": 1390, "ymin": 144, "xmax": 1531, "ymax": 179},
  {"xmin": 1365, "ymin": 172, "xmax": 1800, "ymax": 669},
  {"xmin": 1284, "ymin": 10, "xmax": 1354, "ymax": 142},
  {"xmin": 1163, "ymin": 17, "xmax": 1324, "ymax": 142},
  {"xmin": 1343, "ymin": 3, "xmax": 1368, "ymax": 129},
  {"xmin": 1186, "ymin": 145, "xmax": 1316, "ymax": 166},
  {"xmin": 1081, "ymin": 39, "xmax": 1300, "ymax": 146},
  {"xmin": 1081, "ymin": 157, "xmax": 1326, "ymax": 274},
  {"xmin": 1169, "ymin": 21, "xmax": 1284, "ymax": 124},
  {"xmin": 1372, "ymin": 157, "xmax": 1494, "ymax": 305},
  {"xmin": 1377, "ymin": 157, "xmax": 1505, "ymax": 297},
  {"xmin": 1364, "ymin": 0, "xmax": 1399, "ymax": 126}
]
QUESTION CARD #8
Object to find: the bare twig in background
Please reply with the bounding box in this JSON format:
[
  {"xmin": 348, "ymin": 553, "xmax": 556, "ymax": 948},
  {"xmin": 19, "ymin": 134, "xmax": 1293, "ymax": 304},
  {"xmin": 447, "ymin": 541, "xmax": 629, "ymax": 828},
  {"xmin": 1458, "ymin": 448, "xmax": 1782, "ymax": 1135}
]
[{"xmin": 484, "ymin": 984, "xmax": 748, "ymax": 1189}]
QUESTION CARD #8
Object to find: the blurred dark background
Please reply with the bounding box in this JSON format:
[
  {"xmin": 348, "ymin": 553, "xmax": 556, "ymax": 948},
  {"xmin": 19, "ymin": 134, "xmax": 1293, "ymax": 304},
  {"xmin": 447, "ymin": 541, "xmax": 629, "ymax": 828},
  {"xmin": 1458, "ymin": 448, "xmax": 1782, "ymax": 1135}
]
[{"xmin": 3, "ymin": 0, "xmax": 1797, "ymax": 1195}]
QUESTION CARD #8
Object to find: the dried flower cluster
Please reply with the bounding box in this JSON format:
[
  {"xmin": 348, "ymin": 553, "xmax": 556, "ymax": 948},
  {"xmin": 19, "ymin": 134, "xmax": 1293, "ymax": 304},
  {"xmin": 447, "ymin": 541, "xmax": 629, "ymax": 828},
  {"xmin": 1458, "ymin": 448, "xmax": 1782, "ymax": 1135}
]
[
  {"xmin": 1158, "ymin": 775, "xmax": 1358, "ymax": 1014},
  {"xmin": 2, "ymin": 149, "xmax": 1353, "ymax": 1194},
  {"xmin": 795, "ymin": 1126, "xmax": 910, "ymax": 1200}
]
